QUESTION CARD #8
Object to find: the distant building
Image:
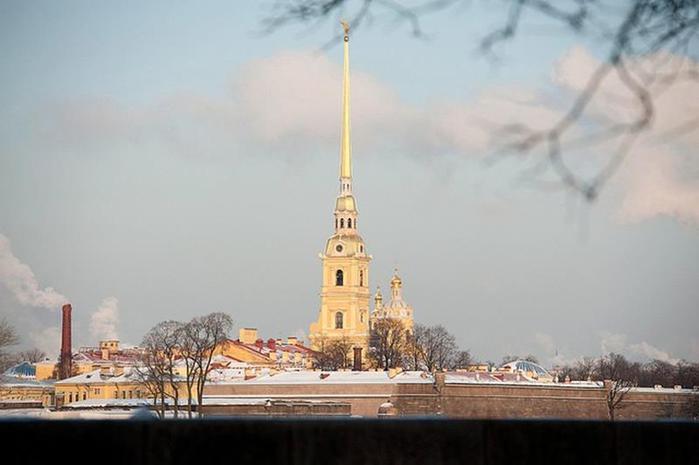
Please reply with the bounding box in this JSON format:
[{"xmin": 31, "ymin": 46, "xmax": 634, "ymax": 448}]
[
  {"xmin": 0, "ymin": 363, "xmax": 54, "ymax": 407},
  {"xmin": 497, "ymin": 359, "xmax": 555, "ymax": 383},
  {"xmin": 35, "ymin": 339, "xmax": 143, "ymax": 381},
  {"xmin": 213, "ymin": 328, "xmax": 316, "ymax": 372}
]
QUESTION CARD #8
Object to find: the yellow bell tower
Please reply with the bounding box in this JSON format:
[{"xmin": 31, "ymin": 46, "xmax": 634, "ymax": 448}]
[{"xmin": 309, "ymin": 21, "xmax": 371, "ymax": 358}]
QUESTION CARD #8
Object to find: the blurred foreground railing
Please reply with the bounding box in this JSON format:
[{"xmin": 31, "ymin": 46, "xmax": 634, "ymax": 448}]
[{"xmin": 1, "ymin": 418, "xmax": 697, "ymax": 465}]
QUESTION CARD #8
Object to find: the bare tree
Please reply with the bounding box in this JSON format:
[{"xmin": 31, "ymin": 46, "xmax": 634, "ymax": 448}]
[
  {"xmin": 176, "ymin": 324, "xmax": 198, "ymax": 418},
  {"xmin": 135, "ymin": 343, "xmax": 168, "ymax": 419},
  {"xmin": 16, "ymin": 349, "xmax": 46, "ymax": 363},
  {"xmin": 369, "ymin": 318, "xmax": 407, "ymax": 370},
  {"xmin": 313, "ymin": 336, "xmax": 354, "ymax": 370},
  {"xmin": 597, "ymin": 352, "xmax": 636, "ymax": 420},
  {"xmin": 405, "ymin": 324, "xmax": 427, "ymax": 370},
  {"xmin": 449, "ymin": 349, "xmax": 473, "ymax": 370},
  {"xmin": 262, "ymin": 0, "xmax": 699, "ymax": 200},
  {"xmin": 0, "ymin": 318, "xmax": 18, "ymax": 371},
  {"xmin": 421, "ymin": 325, "xmax": 458, "ymax": 372},
  {"xmin": 181, "ymin": 312, "xmax": 233, "ymax": 417},
  {"xmin": 137, "ymin": 320, "xmax": 185, "ymax": 419}
]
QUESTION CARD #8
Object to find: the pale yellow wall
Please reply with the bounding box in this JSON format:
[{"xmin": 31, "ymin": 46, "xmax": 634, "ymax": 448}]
[
  {"xmin": 35, "ymin": 362, "xmax": 56, "ymax": 381},
  {"xmin": 310, "ymin": 252, "xmax": 372, "ymax": 355},
  {"xmin": 239, "ymin": 328, "xmax": 258, "ymax": 344},
  {"xmin": 56, "ymin": 379, "xmax": 188, "ymax": 404},
  {"xmin": 0, "ymin": 385, "xmax": 53, "ymax": 407}
]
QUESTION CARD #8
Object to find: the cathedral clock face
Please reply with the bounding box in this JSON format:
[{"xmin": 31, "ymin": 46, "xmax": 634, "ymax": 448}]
[{"xmin": 335, "ymin": 244, "xmax": 343, "ymax": 253}]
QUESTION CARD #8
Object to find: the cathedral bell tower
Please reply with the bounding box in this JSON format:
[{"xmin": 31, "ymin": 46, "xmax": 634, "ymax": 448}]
[{"xmin": 309, "ymin": 21, "xmax": 371, "ymax": 358}]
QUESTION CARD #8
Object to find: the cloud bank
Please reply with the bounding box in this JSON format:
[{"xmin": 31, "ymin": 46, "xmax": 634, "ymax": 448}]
[{"xmin": 38, "ymin": 47, "xmax": 699, "ymax": 227}]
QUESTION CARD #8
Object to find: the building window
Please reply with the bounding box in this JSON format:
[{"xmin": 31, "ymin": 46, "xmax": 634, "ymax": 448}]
[
  {"xmin": 360, "ymin": 270, "xmax": 364, "ymax": 287},
  {"xmin": 335, "ymin": 218, "xmax": 338, "ymax": 229},
  {"xmin": 83, "ymin": 392, "xmax": 87, "ymax": 400},
  {"xmin": 340, "ymin": 218, "xmax": 344, "ymax": 228},
  {"xmin": 348, "ymin": 218, "xmax": 352, "ymax": 228},
  {"xmin": 336, "ymin": 269, "xmax": 344, "ymax": 286},
  {"xmin": 335, "ymin": 312, "xmax": 344, "ymax": 329},
  {"xmin": 68, "ymin": 393, "xmax": 72, "ymax": 403}
]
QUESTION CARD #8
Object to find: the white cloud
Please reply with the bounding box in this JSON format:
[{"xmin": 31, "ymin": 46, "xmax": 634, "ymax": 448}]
[
  {"xmin": 600, "ymin": 331, "xmax": 628, "ymax": 354},
  {"xmin": 599, "ymin": 331, "xmax": 678, "ymax": 364},
  {"xmin": 0, "ymin": 233, "xmax": 68, "ymax": 310},
  {"xmin": 37, "ymin": 47, "xmax": 699, "ymax": 227},
  {"xmin": 89, "ymin": 297, "xmax": 119, "ymax": 341},
  {"xmin": 40, "ymin": 50, "xmax": 563, "ymax": 162},
  {"xmin": 553, "ymin": 47, "xmax": 699, "ymax": 226},
  {"xmin": 29, "ymin": 326, "xmax": 61, "ymax": 359},
  {"xmin": 628, "ymin": 341, "xmax": 679, "ymax": 364},
  {"xmin": 535, "ymin": 332, "xmax": 556, "ymax": 354},
  {"xmin": 618, "ymin": 145, "xmax": 699, "ymax": 225},
  {"xmin": 1, "ymin": 232, "xmax": 121, "ymax": 347}
]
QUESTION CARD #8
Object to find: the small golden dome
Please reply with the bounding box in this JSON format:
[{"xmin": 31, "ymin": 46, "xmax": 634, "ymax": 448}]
[{"xmin": 390, "ymin": 269, "xmax": 402, "ymax": 288}]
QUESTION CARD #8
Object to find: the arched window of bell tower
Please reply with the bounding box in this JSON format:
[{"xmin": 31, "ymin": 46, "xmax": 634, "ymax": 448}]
[
  {"xmin": 348, "ymin": 218, "xmax": 352, "ymax": 228},
  {"xmin": 335, "ymin": 312, "xmax": 344, "ymax": 329},
  {"xmin": 340, "ymin": 218, "xmax": 345, "ymax": 228},
  {"xmin": 336, "ymin": 269, "xmax": 344, "ymax": 286}
]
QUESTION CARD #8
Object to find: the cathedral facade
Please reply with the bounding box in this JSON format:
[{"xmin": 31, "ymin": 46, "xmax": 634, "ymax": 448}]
[{"xmin": 308, "ymin": 23, "xmax": 414, "ymax": 364}]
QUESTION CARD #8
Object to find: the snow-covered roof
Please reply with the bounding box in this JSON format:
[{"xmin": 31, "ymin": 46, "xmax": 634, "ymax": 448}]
[
  {"xmin": 241, "ymin": 370, "xmax": 432, "ymax": 385},
  {"xmin": 202, "ymin": 397, "xmax": 348, "ymax": 406},
  {"xmin": 65, "ymin": 398, "xmax": 150, "ymax": 409},
  {"xmin": 446, "ymin": 372, "xmax": 532, "ymax": 385},
  {"xmin": 0, "ymin": 374, "xmax": 53, "ymax": 388},
  {"xmin": 55, "ymin": 368, "xmax": 140, "ymax": 385}
]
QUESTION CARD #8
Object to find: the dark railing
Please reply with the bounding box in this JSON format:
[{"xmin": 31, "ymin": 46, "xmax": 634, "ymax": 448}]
[{"xmin": 1, "ymin": 419, "xmax": 697, "ymax": 465}]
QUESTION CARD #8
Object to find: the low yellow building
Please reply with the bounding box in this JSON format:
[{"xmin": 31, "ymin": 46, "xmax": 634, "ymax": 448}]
[
  {"xmin": 54, "ymin": 367, "xmax": 185, "ymax": 406},
  {"xmin": 0, "ymin": 364, "xmax": 55, "ymax": 408}
]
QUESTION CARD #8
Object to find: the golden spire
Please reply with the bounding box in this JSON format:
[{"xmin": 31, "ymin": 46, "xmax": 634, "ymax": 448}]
[{"xmin": 339, "ymin": 20, "xmax": 352, "ymax": 181}]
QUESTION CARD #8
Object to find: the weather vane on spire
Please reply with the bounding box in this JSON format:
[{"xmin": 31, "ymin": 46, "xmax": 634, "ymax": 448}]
[{"xmin": 341, "ymin": 20, "xmax": 350, "ymax": 40}]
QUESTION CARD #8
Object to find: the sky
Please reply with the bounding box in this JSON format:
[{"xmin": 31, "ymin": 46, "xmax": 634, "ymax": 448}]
[{"xmin": 1, "ymin": 1, "xmax": 698, "ymax": 367}]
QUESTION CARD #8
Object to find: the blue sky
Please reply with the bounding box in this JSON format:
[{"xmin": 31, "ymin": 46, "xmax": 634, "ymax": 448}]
[{"xmin": 1, "ymin": 1, "xmax": 698, "ymax": 365}]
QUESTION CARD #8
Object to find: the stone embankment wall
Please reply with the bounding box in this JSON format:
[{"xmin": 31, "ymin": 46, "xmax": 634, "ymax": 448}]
[{"xmin": 393, "ymin": 378, "xmax": 696, "ymax": 420}]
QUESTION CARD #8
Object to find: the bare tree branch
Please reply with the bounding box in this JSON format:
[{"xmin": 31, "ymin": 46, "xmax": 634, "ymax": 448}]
[{"xmin": 261, "ymin": 0, "xmax": 699, "ymax": 200}]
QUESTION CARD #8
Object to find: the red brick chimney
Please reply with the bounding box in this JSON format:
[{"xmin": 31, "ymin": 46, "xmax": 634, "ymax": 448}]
[
  {"xmin": 267, "ymin": 338, "xmax": 276, "ymax": 351},
  {"xmin": 255, "ymin": 338, "xmax": 264, "ymax": 349},
  {"xmin": 59, "ymin": 303, "xmax": 72, "ymax": 380}
]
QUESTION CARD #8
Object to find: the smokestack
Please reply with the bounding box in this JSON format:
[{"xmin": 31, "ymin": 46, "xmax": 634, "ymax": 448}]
[{"xmin": 59, "ymin": 304, "xmax": 72, "ymax": 380}]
